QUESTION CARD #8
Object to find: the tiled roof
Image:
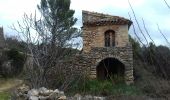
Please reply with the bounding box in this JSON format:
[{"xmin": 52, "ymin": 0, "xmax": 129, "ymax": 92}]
[{"xmin": 82, "ymin": 10, "xmax": 132, "ymax": 28}]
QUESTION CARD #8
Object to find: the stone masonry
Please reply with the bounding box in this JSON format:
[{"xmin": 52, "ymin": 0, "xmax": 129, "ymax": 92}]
[
  {"xmin": 66, "ymin": 11, "xmax": 134, "ymax": 85},
  {"xmin": 82, "ymin": 11, "xmax": 133, "ymax": 84}
]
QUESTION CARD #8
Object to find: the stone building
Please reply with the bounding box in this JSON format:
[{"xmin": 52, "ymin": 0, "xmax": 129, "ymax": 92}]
[{"xmin": 73, "ymin": 11, "xmax": 134, "ymax": 84}]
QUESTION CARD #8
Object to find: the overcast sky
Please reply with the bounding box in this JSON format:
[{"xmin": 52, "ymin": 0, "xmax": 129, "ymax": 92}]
[{"xmin": 0, "ymin": 0, "xmax": 170, "ymax": 46}]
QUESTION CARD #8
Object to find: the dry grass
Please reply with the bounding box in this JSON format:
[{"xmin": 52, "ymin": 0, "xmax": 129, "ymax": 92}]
[
  {"xmin": 0, "ymin": 78, "xmax": 23, "ymax": 100},
  {"xmin": 0, "ymin": 78, "xmax": 23, "ymax": 92}
]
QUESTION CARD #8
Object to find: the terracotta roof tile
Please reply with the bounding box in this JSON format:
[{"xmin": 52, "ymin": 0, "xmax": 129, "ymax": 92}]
[{"xmin": 82, "ymin": 10, "xmax": 132, "ymax": 28}]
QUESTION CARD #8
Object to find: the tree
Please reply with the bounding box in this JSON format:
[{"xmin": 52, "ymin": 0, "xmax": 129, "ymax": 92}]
[
  {"xmin": 129, "ymin": 35, "xmax": 141, "ymax": 59},
  {"xmin": 37, "ymin": 0, "xmax": 78, "ymax": 50},
  {"xmin": 5, "ymin": 36, "xmax": 27, "ymax": 52},
  {"xmin": 12, "ymin": 0, "xmax": 81, "ymax": 88}
]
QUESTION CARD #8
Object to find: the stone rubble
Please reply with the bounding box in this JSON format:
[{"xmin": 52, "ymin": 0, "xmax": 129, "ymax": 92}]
[
  {"xmin": 15, "ymin": 84, "xmax": 105, "ymax": 100},
  {"xmin": 67, "ymin": 94, "xmax": 105, "ymax": 100},
  {"xmin": 16, "ymin": 84, "xmax": 66, "ymax": 100}
]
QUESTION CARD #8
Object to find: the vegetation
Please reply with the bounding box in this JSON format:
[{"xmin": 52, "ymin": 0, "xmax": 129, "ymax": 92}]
[
  {"xmin": 0, "ymin": 0, "xmax": 170, "ymax": 99},
  {"xmin": 129, "ymin": 36, "xmax": 170, "ymax": 98},
  {"xmin": 67, "ymin": 79, "xmax": 141, "ymax": 96},
  {"xmin": 0, "ymin": 78, "xmax": 23, "ymax": 100},
  {"xmin": 12, "ymin": 0, "xmax": 81, "ymax": 89},
  {"xmin": 130, "ymin": 36, "xmax": 170, "ymax": 79},
  {"xmin": 0, "ymin": 48, "xmax": 25, "ymax": 78},
  {"xmin": 5, "ymin": 36, "xmax": 27, "ymax": 52},
  {"xmin": 0, "ymin": 92, "xmax": 10, "ymax": 100}
]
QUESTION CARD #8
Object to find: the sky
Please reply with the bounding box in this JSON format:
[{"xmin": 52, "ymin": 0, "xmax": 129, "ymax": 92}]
[{"xmin": 0, "ymin": 0, "xmax": 170, "ymax": 46}]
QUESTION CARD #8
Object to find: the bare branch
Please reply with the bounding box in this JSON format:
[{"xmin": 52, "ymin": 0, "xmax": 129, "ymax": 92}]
[
  {"xmin": 157, "ymin": 24, "xmax": 170, "ymax": 47},
  {"xmin": 163, "ymin": 0, "xmax": 170, "ymax": 10}
]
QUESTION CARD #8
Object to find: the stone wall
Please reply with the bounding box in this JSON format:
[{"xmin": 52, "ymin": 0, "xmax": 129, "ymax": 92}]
[
  {"xmin": 22, "ymin": 11, "xmax": 134, "ymax": 85},
  {"xmin": 82, "ymin": 25, "xmax": 129, "ymax": 53},
  {"xmin": 62, "ymin": 11, "xmax": 134, "ymax": 85},
  {"xmin": 89, "ymin": 45, "xmax": 133, "ymax": 84},
  {"xmin": 67, "ymin": 44, "xmax": 133, "ymax": 85}
]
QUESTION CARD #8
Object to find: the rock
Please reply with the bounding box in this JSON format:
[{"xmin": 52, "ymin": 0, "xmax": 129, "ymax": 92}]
[
  {"xmin": 49, "ymin": 92, "xmax": 60, "ymax": 99},
  {"xmin": 83, "ymin": 95, "xmax": 105, "ymax": 100},
  {"xmin": 29, "ymin": 96, "xmax": 39, "ymax": 100},
  {"xmin": 17, "ymin": 84, "xmax": 29, "ymax": 94},
  {"xmin": 38, "ymin": 87, "xmax": 53, "ymax": 96},
  {"xmin": 59, "ymin": 91, "xmax": 64, "ymax": 95},
  {"xmin": 38, "ymin": 87, "xmax": 47, "ymax": 93},
  {"xmin": 15, "ymin": 87, "xmax": 67, "ymax": 100},
  {"xmin": 49, "ymin": 90, "xmax": 53, "ymax": 93},
  {"xmin": 93, "ymin": 96, "xmax": 105, "ymax": 100},
  {"xmin": 74, "ymin": 93, "xmax": 82, "ymax": 100},
  {"xmin": 27, "ymin": 89, "xmax": 39, "ymax": 96},
  {"xmin": 49, "ymin": 90, "xmax": 65, "ymax": 99},
  {"xmin": 53, "ymin": 89, "xmax": 59, "ymax": 93},
  {"xmin": 38, "ymin": 96, "xmax": 49, "ymax": 100},
  {"xmin": 85, "ymin": 95, "xmax": 93, "ymax": 99},
  {"xmin": 58, "ymin": 96, "xmax": 67, "ymax": 100}
]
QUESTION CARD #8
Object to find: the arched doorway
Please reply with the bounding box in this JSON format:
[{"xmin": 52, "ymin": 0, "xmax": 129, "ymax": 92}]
[{"xmin": 96, "ymin": 58, "xmax": 125, "ymax": 81}]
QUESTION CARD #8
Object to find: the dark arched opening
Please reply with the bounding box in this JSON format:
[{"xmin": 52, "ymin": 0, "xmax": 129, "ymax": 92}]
[{"xmin": 96, "ymin": 58, "xmax": 125, "ymax": 81}]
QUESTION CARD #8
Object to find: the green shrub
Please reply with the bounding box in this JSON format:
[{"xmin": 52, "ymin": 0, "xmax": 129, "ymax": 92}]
[
  {"xmin": 110, "ymin": 74, "xmax": 124, "ymax": 84},
  {"xmin": 7, "ymin": 48, "xmax": 25, "ymax": 76},
  {"xmin": 0, "ymin": 92, "xmax": 10, "ymax": 100},
  {"xmin": 67, "ymin": 78, "xmax": 141, "ymax": 96},
  {"xmin": 0, "ymin": 48, "xmax": 25, "ymax": 77}
]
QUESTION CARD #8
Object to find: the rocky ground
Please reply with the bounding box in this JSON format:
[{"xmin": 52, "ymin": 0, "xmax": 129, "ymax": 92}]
[
  {"xmin": 0, "ymin": 79, "xmax": 168, "ymax": 100},
  {"xmin": 14, "ymin": 84, "xmax": 107, "ymax": 100},
  {"xmin": 14, "ymin": 85, "xmax": 168, "ymax": 100}
]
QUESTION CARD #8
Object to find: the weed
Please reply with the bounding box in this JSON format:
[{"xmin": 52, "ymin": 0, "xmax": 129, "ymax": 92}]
[
  {"xmin": 67, "ymin": 79, "xmax": 142, "ymax": 96},
  {"xmin": 0, "ymin": 92, "xmax": 10, "ymax": 100}
]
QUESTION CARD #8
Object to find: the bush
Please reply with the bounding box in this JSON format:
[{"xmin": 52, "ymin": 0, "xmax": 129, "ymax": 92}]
[
  {"xmin": 67, "ymin": 78, "xmax": 141, "ymax": 96},
  {"xmin": 0, "ymin": 92, "xmax": 10, "ymax": 100},
  {"xmin": 110, "ymin": 75, "xmax": 124, "ymax": 84},
  {"xmin": 7, "ymin": 48, "xmax": 25, "ymax": 75},
  {"xmin": 0, "ymin": 48, "xmax": 25, "ymax": 77}
]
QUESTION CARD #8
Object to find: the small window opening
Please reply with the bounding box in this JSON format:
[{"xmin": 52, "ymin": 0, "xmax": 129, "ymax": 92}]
[{"xmin": 105, "ymin": 30, "xmax": 115, "ymax": 47}]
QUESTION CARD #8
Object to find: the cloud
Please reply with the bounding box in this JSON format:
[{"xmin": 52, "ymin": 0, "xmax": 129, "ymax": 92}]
[
  {"xmin": 0, "ymin": 0, "xmax": 40, "ymax": 36},
  {"xmin": 0, "ymin": 0, "xmax": 170, "ymax": 46}
]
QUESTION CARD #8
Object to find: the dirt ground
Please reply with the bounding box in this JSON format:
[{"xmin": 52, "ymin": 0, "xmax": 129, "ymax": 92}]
[{"xmin": 0, "ymin": 78, "xmax": 23, "ymax": 92}]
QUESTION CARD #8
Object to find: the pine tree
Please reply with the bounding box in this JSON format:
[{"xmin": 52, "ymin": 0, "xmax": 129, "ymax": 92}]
[{"xmin": 13, "ymin": 0, "xmax": 80, "ymax": 88}]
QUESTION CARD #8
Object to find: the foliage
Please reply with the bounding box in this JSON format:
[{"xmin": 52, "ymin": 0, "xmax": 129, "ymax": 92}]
[
  {"xmin": 133, "ymin": 59, "xmax": 170, "ymax": 98},
  {"xmin": 129, "ymin": 35, "xmax": 170, "ymax": 97},
  {"xmin": 0, "ymin": 92, "xmax": 10, "ymax": 100},
  {"xmin": 12, "ymin": 0, "xmax": 81, "ymax": 88},
  {"xmin": 129, "ymin": 35, "xmax": 141, "ymax": 59},
  {"xmin": 5, "ymin": 36, "xmax": 27, "ymax": 52},
  {"xmin": 110, "ymin": 74, "xmax": 125, "ymax": 84},
  {"xmin": 7, "ymin": 48, "xmax": 25, "ymax": 75},
  {"xmin": 37, "ymin": 0, "xmax": 79, "ymax": 48},
  {"xmin": 0, "ymin": 48, "xmax": 25, "ymax": 77},
  {"xmin": 68, "ymin": 79, "xmax": 141, "ymax": 96},
  {"xmin": 141, "ymin": 43, "xmax": 170, "ymax": 79},
  {"xmin": 129, "ymin": 35, "xmax": 170, "ymax": 79}
]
